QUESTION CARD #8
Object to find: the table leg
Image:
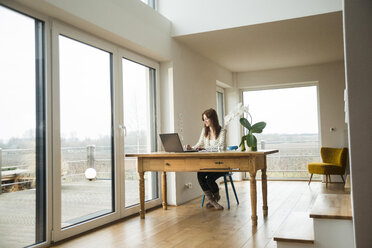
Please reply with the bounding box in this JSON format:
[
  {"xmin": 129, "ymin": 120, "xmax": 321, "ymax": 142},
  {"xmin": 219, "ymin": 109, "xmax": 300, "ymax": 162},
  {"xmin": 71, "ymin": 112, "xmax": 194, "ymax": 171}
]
[
  {"xmin": 139, "ymin": 171, "xmax": 145, "ymax": 219},
  {"xmin": 249, "ymin": 171, "xmax": 258, "ymax": 225},
  {"xmin": 162, "ymin": 171, "xmax": 167, "ymax": 210},
  {"xmin": 262, "ymin": 168, "xmax": 268, "ymax": 216}
]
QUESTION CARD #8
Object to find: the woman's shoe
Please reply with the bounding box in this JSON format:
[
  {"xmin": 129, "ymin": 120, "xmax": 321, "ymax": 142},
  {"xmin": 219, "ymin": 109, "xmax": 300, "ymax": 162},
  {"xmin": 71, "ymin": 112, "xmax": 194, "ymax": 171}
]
[
  {"xmin": 206, "ymin": 191, "xmax": 221, "ymax": 207},
  {"xmin": 204, "ymin": 190, "xmax": 224, "ymax": 210}
]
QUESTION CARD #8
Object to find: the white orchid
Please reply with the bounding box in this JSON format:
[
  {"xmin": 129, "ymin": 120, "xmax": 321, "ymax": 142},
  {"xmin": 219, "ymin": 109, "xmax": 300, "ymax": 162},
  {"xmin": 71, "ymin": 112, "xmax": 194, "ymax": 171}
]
[{"xmin": 224, "ymin": 102, "xmax": 250, "ymax": 126}]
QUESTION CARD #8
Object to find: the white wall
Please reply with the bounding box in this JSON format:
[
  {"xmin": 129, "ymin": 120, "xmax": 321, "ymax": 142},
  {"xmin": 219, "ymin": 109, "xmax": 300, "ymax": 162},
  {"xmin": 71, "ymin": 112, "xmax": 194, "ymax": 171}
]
[
  {"xmin": 236, "ymin": 62, "xmax": 348, "ymax": 149},
  {"xmin": 158, "ymin": 0, "xmax": 342, "ymax": 36},
  {"xmin": 343, "ymin": 1, "xmax": 372, "ymax": 247},
  {"xmin": 167, "ymin": 41, "xmax": 233, "ymax": 204}
]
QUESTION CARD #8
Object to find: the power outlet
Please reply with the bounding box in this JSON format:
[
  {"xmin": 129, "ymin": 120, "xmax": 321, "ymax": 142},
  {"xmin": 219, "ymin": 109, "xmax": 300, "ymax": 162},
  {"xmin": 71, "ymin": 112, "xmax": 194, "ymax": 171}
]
[{"xmin": 185, "ymin": 183, "xmax": 192, "ymax": 189}]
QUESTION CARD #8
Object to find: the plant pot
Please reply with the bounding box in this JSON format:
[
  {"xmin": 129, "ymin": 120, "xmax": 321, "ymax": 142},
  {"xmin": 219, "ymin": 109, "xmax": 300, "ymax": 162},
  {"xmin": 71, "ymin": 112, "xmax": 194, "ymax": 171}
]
[
  {"xmin": 245, "ymin": 146, "xmax": 257, "ymax": 152},
  {"xmin": 244, "ymin": 140, "xmax": 257, "ymax": 152}
]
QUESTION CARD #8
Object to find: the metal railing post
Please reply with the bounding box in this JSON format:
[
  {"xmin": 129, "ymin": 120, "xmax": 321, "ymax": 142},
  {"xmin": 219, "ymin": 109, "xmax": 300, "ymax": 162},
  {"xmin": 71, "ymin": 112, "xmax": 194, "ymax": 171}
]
[
  {"xmin": 87, "ymin": 145, "xmax": 95, "ymax": 169},
  {"xmin": 261, "ymin": 140, "xmax": 266, "ymax": 150}
]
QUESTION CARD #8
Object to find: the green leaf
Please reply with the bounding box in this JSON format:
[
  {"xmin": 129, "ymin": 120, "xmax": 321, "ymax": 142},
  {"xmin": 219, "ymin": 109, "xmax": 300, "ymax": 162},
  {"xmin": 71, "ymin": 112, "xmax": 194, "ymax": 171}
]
[
  {"xmin": 253, "ymin": 135, "xmax": 257, "ymax": 146},
  {"xmin": 240, "ymin": 117, "xmax": 251, "ymax": 130},
  {"xmin": 240, "ymin": 136, "xmax": 246, "ymax": 151},
  {"xmin": 246, "ymin": 134, "xmax": 257, "ymax": 148},
  {"xmin": 246, "ymin": 134, "xmax": 254, "ymax": 147},
  {"xmin": 251, "ymin": 122, "xmax": 266, "ymax": 133},
  {"xmin": 239, "ymin": 136, "xmax": 245, "ymax": 147}
]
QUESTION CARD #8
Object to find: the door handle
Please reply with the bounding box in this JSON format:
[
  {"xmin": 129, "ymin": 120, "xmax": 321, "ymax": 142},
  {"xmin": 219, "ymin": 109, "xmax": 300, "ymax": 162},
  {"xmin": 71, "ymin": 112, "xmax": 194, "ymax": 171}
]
[{"xmin": 119, "ymin": 124, "xmax": 127, "ymax": 136}]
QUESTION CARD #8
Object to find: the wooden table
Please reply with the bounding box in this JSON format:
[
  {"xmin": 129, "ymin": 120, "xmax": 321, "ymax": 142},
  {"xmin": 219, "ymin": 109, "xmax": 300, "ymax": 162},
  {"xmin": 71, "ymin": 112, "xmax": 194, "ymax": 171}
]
[{"xmin": 126, "ymin": 150, "xmax": 278, "ymax": 225}]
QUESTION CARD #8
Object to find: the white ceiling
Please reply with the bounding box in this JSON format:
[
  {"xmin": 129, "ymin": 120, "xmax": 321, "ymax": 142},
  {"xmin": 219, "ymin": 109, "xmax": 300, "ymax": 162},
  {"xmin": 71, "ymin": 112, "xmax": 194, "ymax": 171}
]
[{"xmin": 174, "ymin": 12, "xmax": 344, "ymax": 72}]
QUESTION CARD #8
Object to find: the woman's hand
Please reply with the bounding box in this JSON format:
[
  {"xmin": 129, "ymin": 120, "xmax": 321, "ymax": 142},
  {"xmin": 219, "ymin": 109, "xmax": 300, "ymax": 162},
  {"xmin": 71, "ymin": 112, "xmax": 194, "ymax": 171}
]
[
  {"xmin": 184, "ymin": 145, "xmax": 205, "ymax": 151},
  {"xmin": 184, "ymin": 144, "xmax": 192, "ymax": 150}
]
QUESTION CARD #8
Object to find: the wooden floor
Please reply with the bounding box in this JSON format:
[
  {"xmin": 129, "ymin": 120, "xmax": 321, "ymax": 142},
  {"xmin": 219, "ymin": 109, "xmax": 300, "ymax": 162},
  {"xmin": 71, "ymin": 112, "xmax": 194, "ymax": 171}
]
[{"xmin": 52, "ymin": 181, "xmax": 347, "ymax": 248}]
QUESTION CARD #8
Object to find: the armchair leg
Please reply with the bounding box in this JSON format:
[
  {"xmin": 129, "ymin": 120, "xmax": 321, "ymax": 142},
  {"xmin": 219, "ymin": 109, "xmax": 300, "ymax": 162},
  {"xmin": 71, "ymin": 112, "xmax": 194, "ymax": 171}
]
[
  {"xmin": 340, "ymin": 175, "xmax": 345, "ymax": 183},
  {"xmin": 329, "ymin": 175, "xmax": 332, "ymax": 183},
  {"xmin": 326, "ymin": 174, "xmax": 328, "ymax": 187},
  {"xmin": 308, "ymin": 174, "xmax": 313, "ymax": 185}
]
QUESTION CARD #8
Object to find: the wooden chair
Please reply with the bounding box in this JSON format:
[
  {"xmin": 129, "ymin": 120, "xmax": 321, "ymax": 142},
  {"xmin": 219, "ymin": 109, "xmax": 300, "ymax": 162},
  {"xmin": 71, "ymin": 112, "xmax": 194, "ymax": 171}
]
[
  {"xmin": 201, "ymin": 172, "xmax": 239, "ymax": 209},
  {"xmin": 308, "ymin": 147, "xmax": 348, "ymax": 187}
]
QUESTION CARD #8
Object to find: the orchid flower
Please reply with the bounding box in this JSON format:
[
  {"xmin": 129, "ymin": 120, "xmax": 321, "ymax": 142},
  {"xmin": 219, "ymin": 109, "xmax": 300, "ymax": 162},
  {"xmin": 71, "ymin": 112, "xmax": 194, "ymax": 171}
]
[{"xmin": 224, "ymin": 102, "xmax": 250, "ymax": 126}]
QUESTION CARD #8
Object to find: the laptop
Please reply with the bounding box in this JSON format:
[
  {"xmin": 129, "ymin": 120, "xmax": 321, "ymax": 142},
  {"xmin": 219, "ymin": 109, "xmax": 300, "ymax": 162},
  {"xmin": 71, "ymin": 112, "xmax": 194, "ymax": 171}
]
[{"xmin": 159, "ymin": 133, "xmax": 198, "ymax": 152}]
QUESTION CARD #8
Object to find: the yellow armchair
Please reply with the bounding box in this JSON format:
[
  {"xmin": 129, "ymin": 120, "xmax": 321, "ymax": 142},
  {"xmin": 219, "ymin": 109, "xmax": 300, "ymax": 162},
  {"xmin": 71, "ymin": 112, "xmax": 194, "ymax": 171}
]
[{"xmin": 308, "ymin": 147, "xmax": 348, "ymax": 186}]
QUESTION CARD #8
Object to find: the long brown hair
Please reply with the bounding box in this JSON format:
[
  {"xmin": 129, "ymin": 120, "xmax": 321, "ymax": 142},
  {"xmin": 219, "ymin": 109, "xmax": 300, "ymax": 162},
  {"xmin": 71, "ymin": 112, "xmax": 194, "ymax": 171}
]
[{"xmin": 202, "ymin": 108, "xmax": 222, "ymax": 138}]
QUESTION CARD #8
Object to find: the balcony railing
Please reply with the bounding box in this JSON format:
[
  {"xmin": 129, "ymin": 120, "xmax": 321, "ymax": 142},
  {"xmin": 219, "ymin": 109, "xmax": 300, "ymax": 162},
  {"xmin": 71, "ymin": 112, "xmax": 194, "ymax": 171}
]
[{"xmin": 1, "ymin": 139, "xmax": 322, "ymax": 192}]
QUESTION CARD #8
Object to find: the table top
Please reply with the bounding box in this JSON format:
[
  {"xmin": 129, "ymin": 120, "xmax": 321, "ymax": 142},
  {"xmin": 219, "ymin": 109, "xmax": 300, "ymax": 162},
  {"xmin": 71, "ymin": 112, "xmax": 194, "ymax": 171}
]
[{"xmin": 126, "ymin": 149, "xmax": 279, "ymax": 158}]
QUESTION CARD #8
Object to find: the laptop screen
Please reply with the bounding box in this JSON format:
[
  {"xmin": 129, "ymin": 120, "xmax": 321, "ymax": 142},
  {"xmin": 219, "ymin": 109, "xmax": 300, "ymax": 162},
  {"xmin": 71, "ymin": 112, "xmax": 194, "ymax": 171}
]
[{"xmin": 159, "ymin": 133, "xmax": 184, "ymax": 152}]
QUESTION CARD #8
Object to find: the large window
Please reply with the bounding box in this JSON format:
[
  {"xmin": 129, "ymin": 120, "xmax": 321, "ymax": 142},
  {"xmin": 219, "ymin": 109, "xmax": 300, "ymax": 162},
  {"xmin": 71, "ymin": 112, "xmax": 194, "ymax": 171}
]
[
  {"xmin": 140, "ymin": 0, "xmax": 156, "ymax": 9},
  {"xmin": 243, "ymin": 85, "xmax": 321, "ymax": 179},
  {"xmin": 0, "ymin": 5, "xmax": 46, "ymax": 247},
  {"xmin": 216, "ymin": 87, "xmax": 225, "ymax": 127}
]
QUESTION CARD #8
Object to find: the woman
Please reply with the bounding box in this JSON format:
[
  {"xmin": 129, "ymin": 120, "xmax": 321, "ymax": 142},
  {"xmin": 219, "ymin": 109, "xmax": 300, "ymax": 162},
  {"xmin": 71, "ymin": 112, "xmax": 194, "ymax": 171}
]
[{"xmin": 186, "ymin": 108, "xmax": 226, "ymax": 210}]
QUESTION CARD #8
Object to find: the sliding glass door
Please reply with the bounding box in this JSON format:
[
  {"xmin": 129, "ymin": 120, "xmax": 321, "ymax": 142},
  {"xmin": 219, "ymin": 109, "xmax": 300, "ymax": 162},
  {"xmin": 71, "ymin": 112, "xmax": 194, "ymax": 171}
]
[
  {"xmin": 51, "ymin": 23, "xmax": 120, "ymax": 241},
  {"xmin": 51, "ymin": 23, "xmax": 161, "ymax": 240},
  {"xmin": 58, "ymin": 35, "xmax": 114, "ymax": 228},
  {"xmin": 122, "ymin": 57, "xmax": 160, "ymax": 211},
  {"xmin": 0, "ymin": 5, "xmax": 46, "ymax": 247},
  {"xmin": 1, "ymin": 4, "xmax": 162, "ymax": 243}
]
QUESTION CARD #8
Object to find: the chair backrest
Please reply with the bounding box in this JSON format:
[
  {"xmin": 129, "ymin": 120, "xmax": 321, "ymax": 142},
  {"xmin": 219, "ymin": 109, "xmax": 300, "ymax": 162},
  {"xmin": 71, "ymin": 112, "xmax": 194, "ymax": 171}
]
[{"xmin": 321, "ymin": 147, "xmax": 348, "ymax": 169}]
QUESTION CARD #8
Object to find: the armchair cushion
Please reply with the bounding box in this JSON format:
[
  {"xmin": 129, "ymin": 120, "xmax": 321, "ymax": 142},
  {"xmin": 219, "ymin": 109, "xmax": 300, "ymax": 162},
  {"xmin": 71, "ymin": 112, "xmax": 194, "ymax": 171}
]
[{"xmin": 308, "ymin": 162, "xmax": 345, "ymax": 175}]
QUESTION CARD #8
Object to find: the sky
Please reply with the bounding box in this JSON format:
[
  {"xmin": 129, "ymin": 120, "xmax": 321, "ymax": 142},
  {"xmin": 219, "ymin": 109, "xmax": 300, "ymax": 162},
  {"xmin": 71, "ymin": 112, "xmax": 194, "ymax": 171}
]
[
  {"xmin": 59, "ymin": 35, "xmax": 112, "ymax": 140},
  {"xmin": 0, "ymin": 6, "xmax": 36, "ymax": 141},
  {"xmin": 242, "ymin": 86, "xmax": 319, "ymax": 134}
]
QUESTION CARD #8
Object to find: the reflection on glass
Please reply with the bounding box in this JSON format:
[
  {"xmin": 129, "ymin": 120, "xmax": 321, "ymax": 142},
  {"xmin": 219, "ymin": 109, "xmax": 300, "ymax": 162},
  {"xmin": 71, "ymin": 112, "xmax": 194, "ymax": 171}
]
[
  {"xmin": 0, "ymin": 5, "xmax": 45, "ymax": 247},
  {"xmin": 59, "ymin": 36, "xmax": 113, "ymax": 227},
  {"xmin": 243, "ymin": 86, "xmax": 321, "ymax": 179},
  {"xmin": 122, "ymin": 58, "xmax": 158, "ymax": 207}
]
